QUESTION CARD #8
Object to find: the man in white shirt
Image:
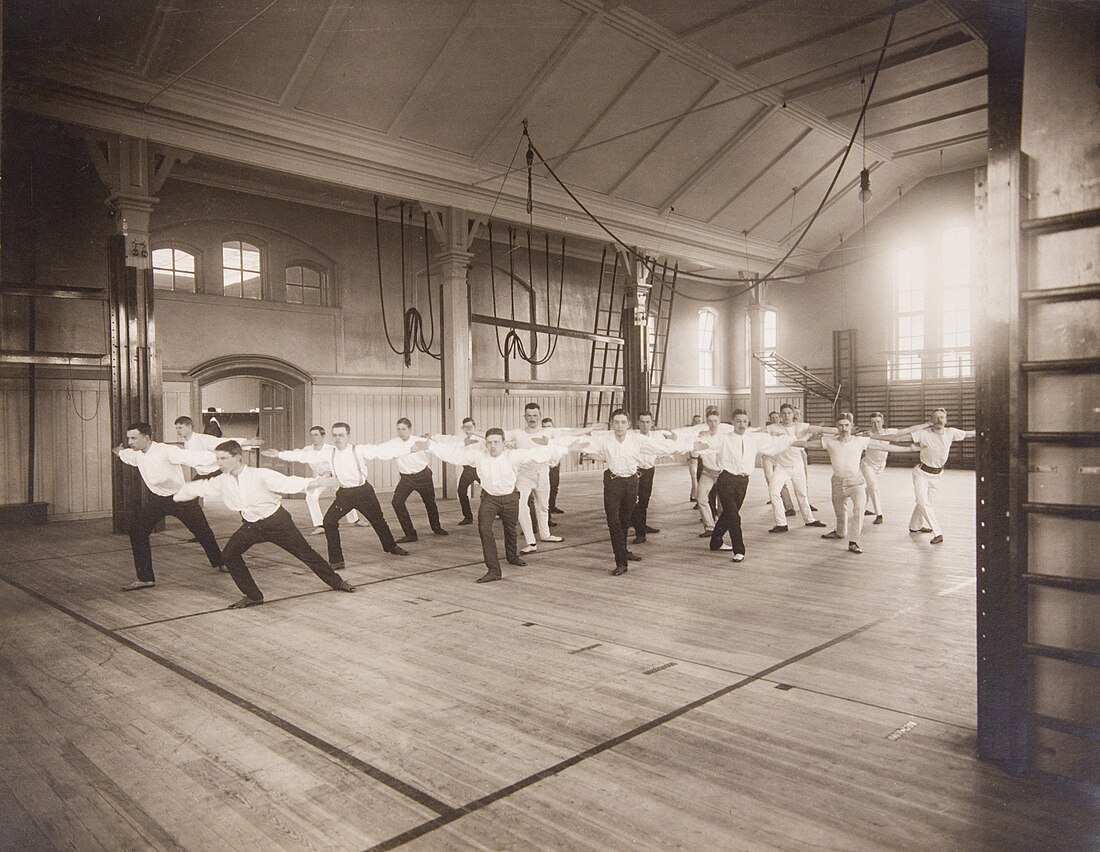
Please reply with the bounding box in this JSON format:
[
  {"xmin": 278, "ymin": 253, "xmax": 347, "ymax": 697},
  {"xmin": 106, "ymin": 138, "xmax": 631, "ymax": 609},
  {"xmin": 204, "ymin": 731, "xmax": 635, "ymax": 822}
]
[
  {"xmin": 673, "ymin": 410, "xmax": 730, "ymax": 537},
  {"xmin": 377, "ymin": 417, "xmax": 447, "ymax": 544},
  {"xmin": 261, "ymin": 425, "xmax": 361, "ymax": 533},
  {"xmin": 112, "ymin": 421, "xmax": 224, "ymax": 591},
  {"xmin": 764, "ymin": 403, "xmax": 827, "ymax": 532},
  {"xmin": 541, "ymin": 417, "xmax": 565, "ymax": 518},
  {"xmin": 456, "ymin": 417, "xmax": 483, "ymax": 525},
  {"xmin": 694, "ymin": 409, "xmax": 792, "ymax": 561},
  {"xmin": 175, "ymin": 441, "xmax": 355, "ymax": 609},
  {"xmin": 630, "ymin": 410, "xmax": 668, "ymax": 544},
  {"xmin": 506, "ymin": 402, "xmax": 586, "ymax": 555},
  {"xmin": 419, "ymin": 428, "xmax": 569, "ymax": 582},
  {"xmin": 858, "ymin": 412, "xmax": 929, "ymax": 525},
  {"xmin": 320, "ymin": 421, "xmax": 411, "ymax": 570},
  {"xmin": 905, "ymin": 408, "xmax": 975, "ymax": 544},
  {"xmin": 761, "ymin": 410, "xmax": 795, "ymax": 516},
  {"xmin": 174, "ymin": 415, "xmax": 261, "ymax": 479},
  {"xmin": 685, "ymin": 413, "xmax": 703, "ymax": 504},
  {"xmin": 575, "ymin": 409, "xmax": 684, "ymax": 576},
  {"xmin": 794, "ymin": 413, "xmax": 905, "ymax": 554}
]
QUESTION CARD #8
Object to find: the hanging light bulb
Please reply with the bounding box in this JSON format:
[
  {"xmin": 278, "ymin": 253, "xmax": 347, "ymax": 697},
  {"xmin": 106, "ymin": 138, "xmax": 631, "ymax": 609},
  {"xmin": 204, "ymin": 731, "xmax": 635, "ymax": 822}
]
[{"xmin": 858, "ymin": 167, "xmax": 873, "ymax": 204}]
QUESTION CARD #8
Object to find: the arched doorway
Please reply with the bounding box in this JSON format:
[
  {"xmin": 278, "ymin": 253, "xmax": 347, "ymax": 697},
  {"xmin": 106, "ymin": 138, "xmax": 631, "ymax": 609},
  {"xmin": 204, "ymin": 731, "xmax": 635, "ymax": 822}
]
[{"xmin": 187, "ymin": 356, "xmax": 312, "ymax": 473}]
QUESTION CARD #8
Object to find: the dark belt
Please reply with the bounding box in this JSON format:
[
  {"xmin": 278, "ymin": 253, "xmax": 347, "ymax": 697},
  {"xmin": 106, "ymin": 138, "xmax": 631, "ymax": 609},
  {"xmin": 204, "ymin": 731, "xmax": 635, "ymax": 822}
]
[
  {"xmin": 604, "ymin": 470, "xmax": 639, "ymax": 480},
  {"xmin": 919, "ymin": 463, "xmax": 943, "ymax": 475}
]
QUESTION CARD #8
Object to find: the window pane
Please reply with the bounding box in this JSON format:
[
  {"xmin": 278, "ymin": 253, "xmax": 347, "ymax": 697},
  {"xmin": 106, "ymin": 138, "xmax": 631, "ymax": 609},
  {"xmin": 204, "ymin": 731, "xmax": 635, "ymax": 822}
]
[
  {"xmin": 176, "ymin": 272, "xmax": 196, "ymax": 293},
  {"xmin": 241, "ymin": 244, "xmax": 261, "ymax": 272},
  {"xmin": 303, "ymin": 267, "xmax": 320, "ymax": 288},
  {"xmin": 223, "ymin": 242, "xmax": 241, "ymax": 268},
  {"xmin": 285, "ymin": 286, "xmax": 302, "ymax": 304},
  {"xmin": 152, "ymin": 248, "xmax": 173, "ymax": 269},
  {"xmin": 242, "ymin": 271, "xmax": 262, "ymax": 299},
  {"xmin": 153, "ymin": 270, "xmax": 174, "ymax": 290},
  {"xmin": 303, "ymin": 287, "xmax": 321, "ymax": 306},
  {"xmin": 174, "ymin": 250, "xmax": 195, "ymax": 273},
  {"xmin": 223, "ymin": 267, "xmax": 242, "ymax": 297},
  {"xmin": 286, "ymin": 265, "xmax": 302, "ymax": 285}
]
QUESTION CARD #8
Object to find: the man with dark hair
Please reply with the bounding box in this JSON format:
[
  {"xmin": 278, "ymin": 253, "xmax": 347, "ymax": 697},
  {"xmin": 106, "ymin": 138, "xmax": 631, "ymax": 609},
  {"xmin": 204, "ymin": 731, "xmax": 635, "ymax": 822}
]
[
  {"xmin": 419, "ymin": 427, "xmax": 569, "ymax": 582},
  {"xmin": 686, "ymin": 413, "xmax": 704, "ymax": 504},
  {"xmin": 541, "ymin": 416, "xmax": 565, "ymax": 516},
  {"xmin": 382, "ymin": 417, "xmax": 447, "ymax": 543},
  {"xmin": 174, "ymin": 415, "xmax": 261, "ymax": 480},
  {"xmin": 321, "ymin": 422, "xmax": 410, "ymax": 570},
  {"xmin": 431, "ymin": 417, "xmax": 483, "ymax": 525},
  {"xmin": 694, "ymin": 409, "xmax": 793, "ymax": 562},
  {"xmin": 630, "ymin": 410, "xmax": 664, "ymax": 544},
  {"xmin": 112, "ymin": 421, "xmax": 224, "ymax": 590},
  {"xmin": 763, "ymin": 403, "xmax": 826, "ymax": 532},
  {"xmin": 576, "ymin": 410, "xmax": 684, "ymax": 576},
  {"xmin": 263, "ymin": 425, "xmax": 362, "ymax": 533},
  {"xmin": 673, "ymin": 410, "xmax": 729, "ymax": 536},
  {"xmin": 175, "ymin": 441, "xmax": 354, "ymax": 608}
]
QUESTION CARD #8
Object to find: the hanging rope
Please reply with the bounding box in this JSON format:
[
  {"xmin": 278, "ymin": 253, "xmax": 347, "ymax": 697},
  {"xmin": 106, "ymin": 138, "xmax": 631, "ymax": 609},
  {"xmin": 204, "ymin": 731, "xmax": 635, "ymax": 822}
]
[{"xmin": 373, "ymin": 197, "xmax": 440, "ymax": 366}]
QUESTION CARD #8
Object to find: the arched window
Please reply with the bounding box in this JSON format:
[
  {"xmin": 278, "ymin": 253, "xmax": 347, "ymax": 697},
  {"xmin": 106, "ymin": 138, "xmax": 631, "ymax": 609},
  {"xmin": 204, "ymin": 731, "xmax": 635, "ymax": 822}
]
[
  {"xmin": 222, "ymin": 240, "xmax": 262, "ymax": 300},
  {"xmin": 151, "ymin": 246, "xmax": 197, "ymax": 292},
  {"xmin": 698, "ymin": 308, "xmax": 717, "ymax": 386},
  {"xmin": 743, "ymin": 309, "xmax": 779, "ymax": 387},
  {"xmin": 285, "ymin": 263, "xmax": 326, "ymax": 306}
]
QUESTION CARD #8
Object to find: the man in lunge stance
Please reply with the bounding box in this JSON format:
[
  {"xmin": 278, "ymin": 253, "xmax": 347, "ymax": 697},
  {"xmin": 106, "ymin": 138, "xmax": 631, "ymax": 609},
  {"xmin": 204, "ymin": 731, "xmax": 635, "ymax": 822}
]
[
  {"xmin": 262, "ymin": 425, "xmax": 361, "ymax": 534},
  {"xmin": 673, "ymin": 410, "xmax": 729, "ymax": 537},
  {"xmin": 418, "ymin": 429, "xmax": 569, "ymax": 582},
  {"xmin": 857, "ymin": 412, "xmax": 928, "ymax": 525},
  {"xmin": 542, "ymin": 416, "xmax": 565, "ymax": 518},
  {"xmin": 792, "ymin": 413, "xmax": 908, "ymax": 554},
  {"xmin": 763, "ymin": 404, "xmax": 827, "ymax": 533},
  {"xmin": 175, "ymin": 441, "xmax": 355, "ymax": 608},
  {"xmin": 382, "ymin": 418, "xmax": 448, "ymax": 543},
  {"xmin": 113, "ymin": 422, "xmax": 224, "ymax": 591},
  {"xmin": 630, "ymin": 410, "xmax": 666, "ymax": 544},
  {"xmin": 431, "ymin": 417, "xmax": 483, "ymax": 526},
  {"xmin": 904, "ymin": 408, "xmax": 975, "ymax": 544},
  {"xmin": 321, "ymin": 422, "xmax": 410, "ymax": 571},
  {"xmin": 693, "ymin": 410, "xmax": 793, "ymax": 562},
  {"xmin": 575, "ymin": 410, "xmax": 684, "ymax": 576}
]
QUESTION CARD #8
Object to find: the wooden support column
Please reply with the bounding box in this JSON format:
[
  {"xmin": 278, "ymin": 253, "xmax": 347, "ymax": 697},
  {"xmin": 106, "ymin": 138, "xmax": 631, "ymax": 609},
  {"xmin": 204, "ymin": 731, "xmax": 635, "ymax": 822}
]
[
  {"xmin": 976, "ymin": 0, "xmax": 1028, "ymax": 770},
  {"xmin": 620, "ymin": 249, "xmax": 651, "ymax": 419},
  {"xmin": 425, "ymin": 206, "xmax": 482, "ymax": 497},
  {"xmin": 746, "ymin": 281, "xmax": 768, "ymax": 426}
]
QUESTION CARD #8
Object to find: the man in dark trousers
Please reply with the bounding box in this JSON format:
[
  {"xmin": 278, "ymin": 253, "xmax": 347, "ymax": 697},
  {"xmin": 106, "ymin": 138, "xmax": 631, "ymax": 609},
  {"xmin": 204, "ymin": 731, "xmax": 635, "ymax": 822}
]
[
  {"xmin": 384, "ymin": 417, "xmax": 447, "ymax": 543},
  {"xmin": 630, "ymin": 410, "xmax": 665, "ymax": 544},
  {"xmin": 112, "ymin": 421, "xmax": 224, "ymax": 590},
  {"xmin": 175, "ymin": 441, "xmax": 355, "ymax": 608}
]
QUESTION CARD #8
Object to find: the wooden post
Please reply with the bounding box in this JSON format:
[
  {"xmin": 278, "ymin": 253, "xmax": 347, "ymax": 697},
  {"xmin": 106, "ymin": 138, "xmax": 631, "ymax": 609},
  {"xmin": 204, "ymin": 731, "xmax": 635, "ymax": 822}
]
[
  {"xmin": 621, "ymin": 249, "xmax": 650, "ymax": 419},
  {"xmin": 747, "ymin": 281, "xmax": 768, "ymax": 426}
]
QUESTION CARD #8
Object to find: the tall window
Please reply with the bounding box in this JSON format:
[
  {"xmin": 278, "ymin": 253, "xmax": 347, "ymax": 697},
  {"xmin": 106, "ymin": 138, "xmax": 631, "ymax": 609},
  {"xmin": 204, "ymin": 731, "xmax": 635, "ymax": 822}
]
[
  {"xmin": 893, "ymin": 226, "xmax": 972, "ymax": 380},
  {"xmin": 151, "ymin": 247, "xmax": 196, "ymax": 292},
  {"xmin": 222, "ymin": 240, "xmax": 262, "ymax": 299},
  {"xmin": 285, "ymin": 264, "xmax": 325, "ymax": 305},
  {"xmin": 895, "ymin": 246, "xmax": 926, "ymax": 380},
  {"xmin": 698, "ymin": 309, "xmax": 717, "ymax": 386},
  {"xmin": 744, "ymin": 309, "xmax": 778, "ymax": 387},
  {"xmin": 941, "ymin": 227, "xmax": 972, "ymax": 377},
  {"xmin": 647, "ymin": 313, "xmax": 657, "ymax": 372}
]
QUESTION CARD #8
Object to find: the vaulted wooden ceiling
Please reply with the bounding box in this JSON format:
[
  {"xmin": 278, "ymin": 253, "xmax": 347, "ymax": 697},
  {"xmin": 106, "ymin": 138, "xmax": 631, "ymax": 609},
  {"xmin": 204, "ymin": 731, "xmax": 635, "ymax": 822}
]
[{"xmin": 3, "ymin": 0, "xmax": 988, "ymax": 280}]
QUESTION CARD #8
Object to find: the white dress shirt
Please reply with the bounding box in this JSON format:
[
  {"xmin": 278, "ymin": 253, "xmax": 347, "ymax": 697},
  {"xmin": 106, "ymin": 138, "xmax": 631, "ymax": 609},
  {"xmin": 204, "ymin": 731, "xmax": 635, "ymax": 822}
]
[
  {"xmin": 176, "ymin": 466, "xmax": 312, "ymax": 522},
  {"xmin": 428, "ymin": 441, "xmax": 567, "ymax": 495},
  {"xmin": 330, "ymin": 442, "xmax": 409, "ymax": 487},
  {"xmin": 696, "ymin": 431, "xmax": 792, "ymax": 476},
  {"xmin": 370, "ymin": 436, "xmax": 432, "ymax": 475},
  {"xmin": 183, "ymin": 432, "xmax": 251, "ymax": 475},
  {"xmin": 819, "ymin": 436, "xmax": 878, "ymax": 479},
  {"xmin": 277, "ymin": 444, "xmax": 335, "ymax": 476},
  {"xmin": 576, "ymin": 432, "xmax": 682, "ymax": 477},
  {"xmin": 117, "ymin": 443, "xmax": 217, "ymax": 496},
  {"xmin": 766, "ymin": 423, "xmax": 815, "ymax": 468},
  {"xmin": 910, "ymin": 427, "xmax": 969, "ymax": 468}
]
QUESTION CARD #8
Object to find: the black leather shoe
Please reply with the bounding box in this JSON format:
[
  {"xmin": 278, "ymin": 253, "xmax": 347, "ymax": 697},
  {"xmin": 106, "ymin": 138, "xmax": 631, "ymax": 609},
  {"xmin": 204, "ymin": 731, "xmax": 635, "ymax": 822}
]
[
  {"xmin": 930, "ymin": 535, "xmax": 944, "ymax": 544},
  {"xmin": 821, "ymin": 531, "xmax": 841, "ymax": 540},
  {"xmin": 389, "ymin": 546, "xmax": 409, "ymax": 556},
  {"xmin": 611, "ymin": 565, "xmax": 627, "ymax": 576},
  {"xmin": 768, "ymin": 525, "xmax": 789, "ymax": 533},
  {"xmin": 548, "ymin": 520, "xmax": 558, "ymax": 527},
  {"xmin": 805, "ymin": 520, "xmax": 827, "ymax": 528},
  {"xmin": 631, "ymin": 535, "xmax": 646, "ymax": 544},
  {"xmin": 507, "ymin": 557, "xmax": 527, "ymax": 566},
  {"xmin": 335, "ymin": 580, "xmax": 357, "ymax": 592},
  {"xmin": 458, "ymin": 517, "xmax": 473, "ymax": 526},
  {"xmin": 873, "ymin": 515, "xmax": 884, "ymax": 525},
  {"xmin": 396, "ymin": 535, "xmax": 418, "ymax": 544},
  {"xmin": 433, "ymin": 528, "xmax": 449, "ymax": 536},
  {"xmin": 864, "ymin": 510, "xmax": 876, "ymax": 516},
  {"xmin": 848, "ymin": 542, "xmax": 863, "ymax": 554},
  {"xmin": 228, "ymin": 596, "xmax": 263, "ymax": 609},
  {"xmin": 550, "ymin": 507, "xmax": 564, "ymax": 514},
  {"xmin": 698, "ymin": 530, "xmax": 713, "ymax": 538},
  {"xmin": 476, "ymin": 571, "xmax": 501, "ymax": 583},
  {"xmin": 810, "ymin": 505, "xmax": 820, "ymax": 512},
  {"xmin": 644, "ymin": 526, "xmax": 660, "ymax": 534},
  {"xmin": 625, "ymin": 551, "xmax": 641, "ymax": 562},
  {"xmin": 785, "ymin": 509, "xmax": 796, "ymax": 517},
  {"xmin": 330, "ymin": 561, "xmax": 345, "ymax": 571}
]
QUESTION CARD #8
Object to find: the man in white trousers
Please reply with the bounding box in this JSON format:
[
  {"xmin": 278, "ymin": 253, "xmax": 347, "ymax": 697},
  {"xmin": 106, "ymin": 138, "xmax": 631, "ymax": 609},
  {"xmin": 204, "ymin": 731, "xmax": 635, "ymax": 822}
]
[
  {"xmin": 904, "ymin": 408, "xmax": 975, "ymax": 544},
  {"xmin": 763, "ymin": 403, "xmax": 827, "ymax": 533},
  {"xmin": 262, "ymin": 425, "xmax": 361, "ymax": 534}
]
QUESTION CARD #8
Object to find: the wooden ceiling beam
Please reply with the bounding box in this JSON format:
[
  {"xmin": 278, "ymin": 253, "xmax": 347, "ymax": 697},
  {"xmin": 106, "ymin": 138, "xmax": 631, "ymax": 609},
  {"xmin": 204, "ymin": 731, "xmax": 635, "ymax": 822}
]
[
  {"xmin": 472, "ymin": 10, "xmax": 602, "ymax": 164},
  {"xmin": 866, "ymin": 103, "xmax": 986, "ymax": 140},
  {"xmin": 706, "ymin": 128, "xmax": 812, "ymax": 225},
  {"xmin": 826, "ymin": 68, "xmax": 986, "ymax": 120},
  {"xmin": 386, "ymin": 0, "xmax": 480, "ymax": 139},
  {"xmin": 658, "ymin": 104, "xmax": 777, "ymax": 211},
  {"xmin": 278, "ymin": 0, "xmax": 353, "ymax": 110},
  {"xmin": 744, "ymin": 147, "xmax": 846, "ymax": 235},
  {"xmin": 676, "ymin": 0, "xmax": 775, "ymax": 40},
  {"xmin": 605, "ymin": 79, "xmax": 721, "ymax": 198},
  {"xmin": 893, "ymin": 130, "xmax": 986, "ymax": 157},
  {"xmin": 135, "ymin": 0, "xmax": 185, "ymax": 80}
]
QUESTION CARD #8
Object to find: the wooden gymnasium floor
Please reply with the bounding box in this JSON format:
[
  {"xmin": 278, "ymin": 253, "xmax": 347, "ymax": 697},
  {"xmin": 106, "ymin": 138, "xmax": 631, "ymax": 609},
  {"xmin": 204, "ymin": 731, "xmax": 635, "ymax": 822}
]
[{"xmin": 1, "ymin": 464, "xmax": 1097, "ymax": 851}]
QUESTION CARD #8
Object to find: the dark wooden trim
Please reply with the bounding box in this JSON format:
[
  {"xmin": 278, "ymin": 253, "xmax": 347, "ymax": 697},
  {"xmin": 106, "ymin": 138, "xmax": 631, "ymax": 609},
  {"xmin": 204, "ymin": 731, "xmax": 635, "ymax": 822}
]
[
  {"xmin": 1019, "ymin": 283, "xmax": 1100, "ymax": 303},
  {"xmin": 1023, "ymin": 573, "xmax": 1100, "ymax": 594},
  {"xmin": 1021, "ymin": 206, "xmax": 1100, "ymax": 236},
  {"xmin": 1024, "ymin": 643, "xmax": 1100, "ymax": 670}
]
